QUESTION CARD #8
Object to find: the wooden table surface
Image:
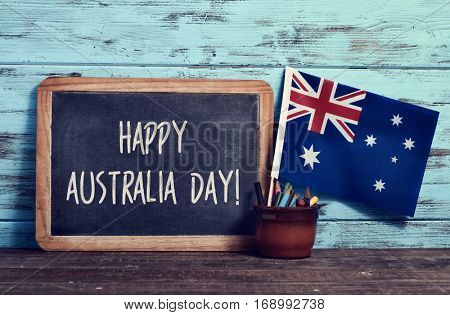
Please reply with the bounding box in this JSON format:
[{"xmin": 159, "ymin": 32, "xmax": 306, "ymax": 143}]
[{"xmin": 0, "ymin": 249, "xmax": 448, "ymax": 294}]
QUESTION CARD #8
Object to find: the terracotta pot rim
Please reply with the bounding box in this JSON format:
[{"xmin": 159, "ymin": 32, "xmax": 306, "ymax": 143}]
[{"xmin": 253, "ymin": 204, "xmax": 319, "ymax": 213}]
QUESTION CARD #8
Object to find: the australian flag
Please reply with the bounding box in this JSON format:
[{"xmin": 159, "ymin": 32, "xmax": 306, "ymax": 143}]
[{"xmin": 272, "ymin": 67, "xmax": 439, "ymax": 217}]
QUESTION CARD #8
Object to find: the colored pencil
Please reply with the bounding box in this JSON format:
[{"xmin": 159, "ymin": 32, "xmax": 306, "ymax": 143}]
[
  {"xmin": 278, "ymin": 187, "xmax": 292, "ymax": 207},
  {"xmin": 273, "ymin": 180, "xmax": 282, "ymax": 206},
  {"xmin": 290, "ymin": 194, "xmax": 299, "ymax": 207},
  {"xmin": 296, "ymin": 197, "xmax": 306, "ymax": 207},
  {"xmin": 254, "ymin": 182, "xmax": 265, "ymax": 205},
  {"xmin": 276, "ymin": 182, "xmax": 289, "ymax": 206},
  {"xmin": 304, "ymin": 186, "xmax": 311, "ymax": 206},
  {"xmin": 286, "ymin": 189, "xmax": 295, "ymax": 207},
  {"xmin": 310, "ymin": 196, "xmax": 319, "ymax": 206}
]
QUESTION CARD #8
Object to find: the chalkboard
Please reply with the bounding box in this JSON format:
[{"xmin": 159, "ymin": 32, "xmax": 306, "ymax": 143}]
[{"xmin": 36, "ymin": 78, "xmax": 273, "ymax": 251}]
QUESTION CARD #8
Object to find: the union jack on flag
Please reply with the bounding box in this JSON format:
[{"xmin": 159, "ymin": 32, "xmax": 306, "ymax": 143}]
[
  {"xmin": 272, "ymin": 67, "xmax": 439, "ymax": 216},
  {"xmin": 287, "ymin": 71, "xmax": 366, "ymax": 142}
]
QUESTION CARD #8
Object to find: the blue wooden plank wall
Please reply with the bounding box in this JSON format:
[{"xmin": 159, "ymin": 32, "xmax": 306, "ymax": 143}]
[{"xmin": 0, "ymin": 0, "xmax": 449, "ymax": 248}]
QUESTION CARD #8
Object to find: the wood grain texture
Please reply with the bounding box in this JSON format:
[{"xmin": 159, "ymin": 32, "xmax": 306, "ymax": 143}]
[
  {"xmin": 0, "ymin": 66, "xmax": 447, "ymax": 218},
  {"xmin": 0, "ymin": 249, "xmax": 448, "ymax": 294},
  {"xmin": 36, "ymin": 77, "xmax": 273, "ymax": 251},
  {"xmin": 0, "ymin": 1, "xmax": 449, "ymax": 67},
  {"xmin": 1, "ymin": 66, "xmax": 448, "ymax": 147},
  {"xmin": 0, "ymin": 0, "xmax": 449, "ymax": 248},
  {"xmin": 0, "ymin": 65, "xmax": 449, "ymax": 248},
  {"xmin": 35, "ymin": 89, "xmax": 51, "ymax": 248},
  {"xmin": 3, "ymin": 220, "xmax": 449, "ymax": 249}
]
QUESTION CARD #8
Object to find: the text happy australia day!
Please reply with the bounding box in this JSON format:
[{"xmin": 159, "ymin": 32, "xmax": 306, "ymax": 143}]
[{"xmin": 65, "ymin": 121, "xmax": 240, "ymax": 206}]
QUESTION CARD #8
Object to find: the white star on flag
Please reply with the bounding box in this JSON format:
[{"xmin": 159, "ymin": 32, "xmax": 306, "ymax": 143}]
[
  {"xmin": 391, "ymin": 156, "xmax": 398, "ymax": 163},
  {"xmin": 391, "ymin": 114, "xmax": 403, "ymax": 126},
  {"xmin": 403, "ymin": 138, "xmax": 415, "ymax": 150},
  {"xmin": 300, "ymin": 144, "xmax": 320, "ymax": 170},
  {"xmin": 373, "ymin": 179, "xmax": 386, "ymax": 192},
  {"xmin": 365, "ymin": 134, "xmax": 377, "ymax": 147}
]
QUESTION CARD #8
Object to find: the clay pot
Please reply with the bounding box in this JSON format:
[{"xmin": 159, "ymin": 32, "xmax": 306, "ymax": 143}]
[{"xmin": 254, "ymin": 205, "xmax": 319, "ymax": 258}]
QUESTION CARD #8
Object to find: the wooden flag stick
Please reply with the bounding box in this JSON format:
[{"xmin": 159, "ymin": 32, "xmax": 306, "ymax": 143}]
[{"xmin": 267, "ymin": 177, "xmax": 274, "ymax": 206}]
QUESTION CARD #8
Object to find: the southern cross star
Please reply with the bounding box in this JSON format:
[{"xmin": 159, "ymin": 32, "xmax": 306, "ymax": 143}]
[
  {"xmin": 391, "ymin": 114, "xmax": 403, "ymax": 127},
  {"xmin": 373, "ymin": 179, "xmax": 386, "ymax": 192},
  {"xmin": 300, "ymin": 144, "xmax": 320, "ymax": 170},
  {"xmin": 365, "ymin": 134, "xmax": 377, "ymax": 147},
  {"xmin": 403, "ymin": 138, "xmax": 415, "ymax": 150},
  {"xmin": 391, "ymin": 156, "xmax": 398, "ymax": 163}
]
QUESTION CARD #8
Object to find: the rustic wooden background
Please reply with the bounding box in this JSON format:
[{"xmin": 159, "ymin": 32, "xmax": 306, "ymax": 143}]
[{"xmin": 0, "ymin": 0, "xmax": 448, "ymax": 248}]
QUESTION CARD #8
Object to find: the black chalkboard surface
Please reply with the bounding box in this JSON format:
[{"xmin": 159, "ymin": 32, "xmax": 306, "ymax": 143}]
[{"xmin": 36, "ymin": 78, "xmax": 273, "ymax": 251}]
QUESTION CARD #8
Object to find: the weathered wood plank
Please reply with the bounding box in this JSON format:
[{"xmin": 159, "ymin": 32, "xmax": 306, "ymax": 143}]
[
  {"xmin": 1, "ymin": 258, "xmax": 447, "ymax": 282},
  {"xmin": 0, "ymin": 1, "xmax": 448, "ymax": 250},
  {"xmin": 0, "ymin": 65, "xmax": 448, "ymax": 223},
  {"xmin": 0, "ymin": 133, "xmax": 448, "ymax": 220},
  {"xmin": 1, "ymin": 66, "xmax": 448, "ymax": 147},
  {"xmin": 0, "ymin": 249, "xmax": 447, "ymax": 294},
  {"xmin": 4, "ymin": 268, "xmax": 447, "ymax": 283},
  {"xmin": 1, "ymin": 152, "xmax": 447, "ymax": 221},
  {"xmin": 1, "ymin": 248, "xmax": 448, "ymax": 267},
  {"xmin": 1, "ymin": 281, "xmax": 447, "ymax": 294},
  {"xmin": 0, "ymin": 221, "xmax": 448, "ymax": 249},
  {"xmin": 0, "ymin": 0, "xmax": 449, "ymax": 67},
  {"xmin": 0, "ymin": 222, "xmax": 36, "ymax": 248}
]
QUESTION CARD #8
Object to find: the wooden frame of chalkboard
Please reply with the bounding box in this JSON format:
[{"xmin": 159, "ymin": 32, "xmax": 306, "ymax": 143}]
[{"xmin": 36, "ymin": 77, "xmax": 273, "ymax": 251}]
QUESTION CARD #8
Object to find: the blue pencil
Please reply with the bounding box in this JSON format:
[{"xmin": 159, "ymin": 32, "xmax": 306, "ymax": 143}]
[
  {"xmin": 278, "ymin": 189, "xmax": 291, "ymax": 207},
  {"xmin": 289, "ymin": 194, "xmax": 299, "ymax": 207}
]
